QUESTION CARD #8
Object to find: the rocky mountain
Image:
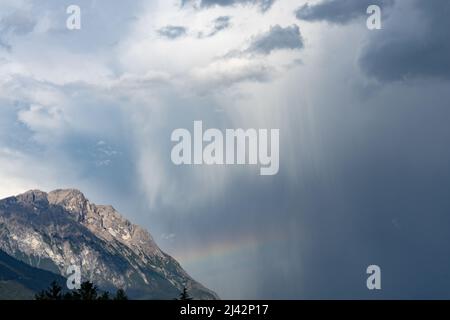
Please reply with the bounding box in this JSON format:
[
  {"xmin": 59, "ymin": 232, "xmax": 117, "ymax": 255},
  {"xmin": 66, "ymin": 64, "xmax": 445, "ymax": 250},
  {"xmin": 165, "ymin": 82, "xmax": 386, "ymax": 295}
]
[{"xmin": 0, "ymin": 189, "xmax": 218, "ymax": 299}]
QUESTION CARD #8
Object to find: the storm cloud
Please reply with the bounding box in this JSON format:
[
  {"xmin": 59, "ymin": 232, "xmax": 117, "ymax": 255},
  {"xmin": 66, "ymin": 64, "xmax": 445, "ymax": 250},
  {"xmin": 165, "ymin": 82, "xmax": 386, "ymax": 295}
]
[
  {"xmin": 359, "ymin": 0, "xmax": 450, "ymax": 81},
  {"xmin": 296, "ymin": 0, "xmax": 394, "ymax": 24},
  {"xmin": 295, "ymin": 0, "xmax": 450, "ymax": 82}
]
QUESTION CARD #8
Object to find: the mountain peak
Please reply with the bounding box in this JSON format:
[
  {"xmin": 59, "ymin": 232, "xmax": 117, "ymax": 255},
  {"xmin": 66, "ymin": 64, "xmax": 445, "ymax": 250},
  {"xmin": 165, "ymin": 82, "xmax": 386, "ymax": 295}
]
[
  {"xmin": 14, "ymin": 189, "xmax": 88, "ymax": 208},
  {"xmin": 48, "ymin": 188, "xmax": 87, "ymax": 205},
  {"xmin": 46, "ymin": 188, "xmax": 90, "ymax": 223},
  {"xmin": 16, "ymin": 190, "xmax": 49, "ymax": 207}
]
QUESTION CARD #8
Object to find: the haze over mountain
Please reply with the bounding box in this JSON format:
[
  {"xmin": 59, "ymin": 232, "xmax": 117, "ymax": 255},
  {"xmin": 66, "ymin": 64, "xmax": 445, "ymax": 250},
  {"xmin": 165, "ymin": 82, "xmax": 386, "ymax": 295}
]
[{"xmin": 0, "ymin": 189, "xmax": 217, "ymax": 299}]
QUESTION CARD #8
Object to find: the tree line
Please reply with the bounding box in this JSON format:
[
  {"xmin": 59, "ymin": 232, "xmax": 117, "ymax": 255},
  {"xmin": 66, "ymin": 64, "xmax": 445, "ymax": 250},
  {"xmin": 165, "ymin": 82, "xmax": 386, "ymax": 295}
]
[
  {"xmin": 36, "ymin": 280, "xmax": 194, "ymax": 300},
  {"xmin": 35, "ymin": 281, "xmax": 128, "ymax": 300}
]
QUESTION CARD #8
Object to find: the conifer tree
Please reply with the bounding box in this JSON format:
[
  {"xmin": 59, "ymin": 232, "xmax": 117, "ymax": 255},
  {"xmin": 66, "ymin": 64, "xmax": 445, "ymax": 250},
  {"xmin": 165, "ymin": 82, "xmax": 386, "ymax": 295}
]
[
  {"xmin": 178, "ymin": 287, "xmax": 193, "ymax": 300},
  {"xmin": 35, "ymin": 281, "xmax": 63, "ymax": 300}
]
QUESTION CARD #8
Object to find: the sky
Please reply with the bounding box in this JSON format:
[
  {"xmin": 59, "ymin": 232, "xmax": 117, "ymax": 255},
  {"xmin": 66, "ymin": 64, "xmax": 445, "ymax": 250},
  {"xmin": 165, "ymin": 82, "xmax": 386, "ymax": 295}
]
[{"xmin": 0, "ymin": 0, "xmax": 450, "ymax": 299}]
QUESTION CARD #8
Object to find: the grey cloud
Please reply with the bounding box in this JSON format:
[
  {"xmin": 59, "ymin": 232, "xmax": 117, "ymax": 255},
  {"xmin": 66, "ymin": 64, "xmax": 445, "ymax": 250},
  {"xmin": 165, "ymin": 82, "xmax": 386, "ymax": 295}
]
[
  {"xmin": 198, "ymin": 16, "xmax": 231, "ymax": 38},
  {"xmin": 200, "ymin": 24, "xmax": 303, "ymax": 89},
  {"xmin": 246, "ymin": 25, "xmax": 303, "ymax": 55},
  {"xmin": 211, "ymin": 16, "xmax": 231, "ymax": 36},
  {"xmin": 359, "ymin": 0, "xmax": 450, "ymax": 81},
  {"xmin": 157, "ymin": 25, "xmax": 187, "ymax": 39},
  {"xmin": 182, "ymin": 0, "xmax": 275, "ymax": 12},
  {"xmin": 296, "ymin": 0, "xmax": 394, "ymax": 24},
  {"xmin": 199, "ymin": 16, "xmax": 231, "ymax": 38}
]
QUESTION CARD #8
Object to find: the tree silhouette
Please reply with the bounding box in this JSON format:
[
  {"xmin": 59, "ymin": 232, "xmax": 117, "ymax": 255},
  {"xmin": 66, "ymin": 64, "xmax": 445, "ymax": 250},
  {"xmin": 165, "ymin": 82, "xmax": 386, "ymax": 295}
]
[
  {"xmin": 71, "ymin": 281, "xmax": 99, "ymax": 300},
  {"xmin": 98, "ymin": 291, "xmax": 111, "ymax": 300},
  {"xmin": 178, "ymin": 287, "xmax": 193, "ymax": 300},
  {"xmin": 36, "ymin": 280, "xmax": 129, "ymax": 300},
  {"xmin": 35, "ymin": 281, "xmax": 63, "ymax": 300},
  {"xmin": 113, "ymin": 288, "xmax": 128, "ymax": 300}
]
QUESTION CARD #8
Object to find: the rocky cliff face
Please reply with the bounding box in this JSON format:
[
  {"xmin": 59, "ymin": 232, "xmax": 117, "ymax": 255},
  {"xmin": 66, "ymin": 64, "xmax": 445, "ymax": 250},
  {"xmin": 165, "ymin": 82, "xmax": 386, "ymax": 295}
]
[{"xmin": 0, "ymin": 189, "xmax": 217, "ymax": 299}]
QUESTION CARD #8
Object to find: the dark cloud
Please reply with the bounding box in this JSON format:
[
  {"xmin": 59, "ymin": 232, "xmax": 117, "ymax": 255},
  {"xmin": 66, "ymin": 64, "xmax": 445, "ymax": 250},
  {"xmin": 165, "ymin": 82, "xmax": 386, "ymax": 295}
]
[
  {"xmin": 246, "ymin": 25, "xmax": 303, "ymax": 55},
  {"xmin": 295, "ymin": 0, "xmax": 450, "ymax": 81},
  {"xmin": 359, "ymin": 0, "xmax": 450, "ymax": 81},
  {"xmin": 182, "ymin": 0, "xmax": 275, "ymax": 12},
  {"xmin": 296, "ymin": 0, "xmax": 394, "ymax": 24},
  {"xmin": 157, "ymin": 25, "xmax": 187, "ymax": 39}
]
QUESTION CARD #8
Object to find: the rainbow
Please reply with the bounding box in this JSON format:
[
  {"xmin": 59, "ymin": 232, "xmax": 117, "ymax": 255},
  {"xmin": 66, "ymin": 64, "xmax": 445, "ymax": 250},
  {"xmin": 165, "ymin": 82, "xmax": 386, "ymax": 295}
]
[{"xmin": 172, "ymin": 231, "xmax": 286, "ymax": 267}]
